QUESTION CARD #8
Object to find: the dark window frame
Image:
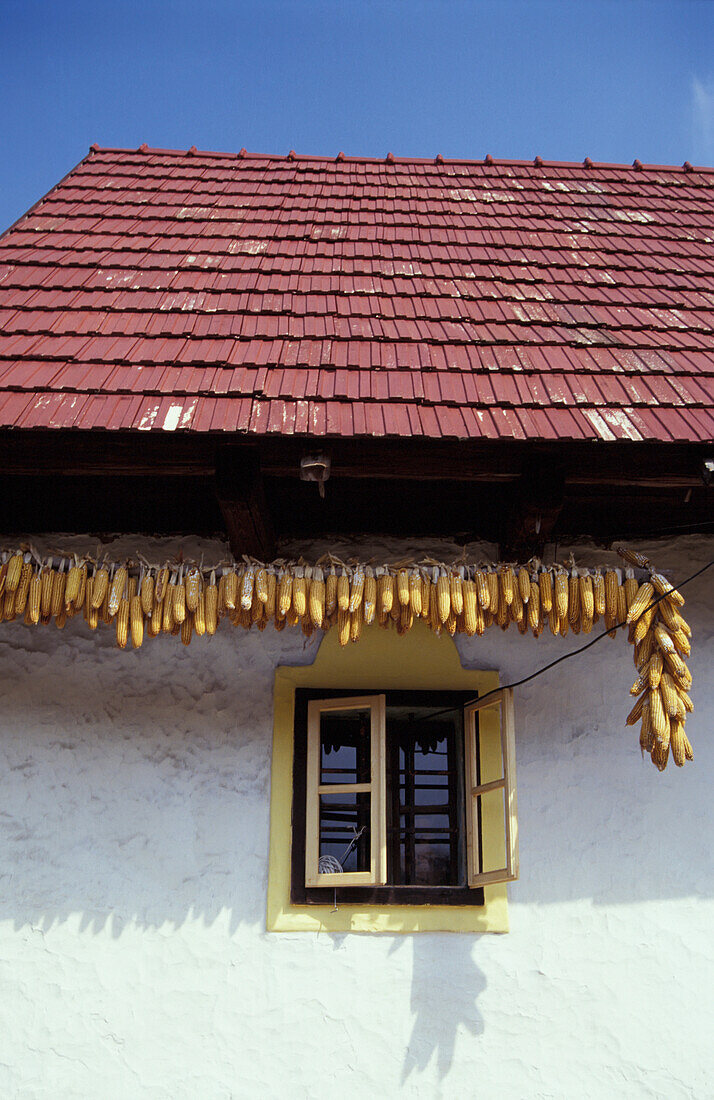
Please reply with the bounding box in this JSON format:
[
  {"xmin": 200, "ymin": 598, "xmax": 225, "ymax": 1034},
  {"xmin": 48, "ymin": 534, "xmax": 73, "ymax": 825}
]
[{"xmin": 291, "ymin": 687, "xmax": 485, "ymax": 906}]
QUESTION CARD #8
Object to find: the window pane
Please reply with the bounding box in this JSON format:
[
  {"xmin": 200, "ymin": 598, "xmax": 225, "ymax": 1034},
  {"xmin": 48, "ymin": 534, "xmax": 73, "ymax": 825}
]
[
  {"xmin": 320, "ymin": 707, "xmax": 371, "ymax": 785},
  {"xmin": 388, "ymin": 705, "xmax": 464, "ymax": 886},
  {"xmin": 319, "ymin": 791, "xmax": 371, "ymax": 873},
  {"xmin": 472, "ymin": 788, "xmax": 507, "ymax": 875},
  {"xmin": 471, "ymin": 701, "xmax": 504, "ymax": 787}
]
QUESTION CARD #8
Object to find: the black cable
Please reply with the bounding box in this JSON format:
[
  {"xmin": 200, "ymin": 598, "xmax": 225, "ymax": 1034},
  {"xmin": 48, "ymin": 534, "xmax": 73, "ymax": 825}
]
[{"xmin": 423, "ymin": 557, "xmax": 714, "ymax": 720}]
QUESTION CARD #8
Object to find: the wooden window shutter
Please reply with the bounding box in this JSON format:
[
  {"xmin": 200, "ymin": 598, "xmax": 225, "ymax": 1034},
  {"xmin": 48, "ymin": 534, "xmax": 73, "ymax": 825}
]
[
  {"xmin": 464, "ymin": 688, "xmax": 519, "ymax": 887},
  {"xmin": 305, "ymin": 695, "xmax": 387, "ymax": 887}
]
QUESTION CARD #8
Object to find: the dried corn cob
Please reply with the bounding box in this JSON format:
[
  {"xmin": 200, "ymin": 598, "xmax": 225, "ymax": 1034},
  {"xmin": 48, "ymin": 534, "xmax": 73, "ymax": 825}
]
[
  {"xmin": 649, "ymin": 687, "xmax": 669, "ymax": 744},
  {"xmin": 194, "ymin": 592, "xmax": 206, "ymax": 636},
  {"xmin": 325, "ymin": 568, "xmax": 338, "ymax": 617},
  {"xmin": 241, "ymin": 566, "xmax": 255, "ymax": 611},
  {"xmin": 309, "ymin": 568, "xmax": 325, "ymax": 628},
  {"xmin": 420, "ymin": 574, "xmax": 431, "ymax": 618},
  {"xmin": 658, "ymin": 671, "xmax": 681, "ymax": 717},
  {"xmin": 91, "ymin": 567, "xmax": 109, "ymax": 610},
  {"xmin": 409, "ymin": 570, "xmax": 422, "ymax": 617},
  {"xmin": 205, "ymin": 577, "xmax": 218, "ymax": 635},
  {"xmin": 116, "ymin": 598, "xmax": 130, "ymax": 648},
  {"xmin": 651, "ymin": 572, "xmax": 684, "ymax": 606},
  {"xmin": 396, "ymin": 568, "xmax": 409, "ymax": 606},
  {"xmin": 50, "ymin": 570, "xmax": 67, "ymax": 619},
  {"xmin": 140, "ymin": 573, "xmax": 154, "ymax": 616},
  {"xmin": 463, "ymin": 580, "xmax": 478, "ymax": 636},
  {"xmin": 129, "ymin": 595, "xmax": 143, "ymax": 648},
  {"xmin": 437, "ymin": 570, "xmax": 450, "ymax": 623},
  {"xmin": 486, "ymin": 570, "xmax": 499, "ymax": 612},
  {"xmin": 377, "ymin": 571, "xmax": 394, "ymax": 614},
  {"xmin": 626, "ymin": 582, "xmax": 655, "ymax": 623},
  {"xmin": 363, "ymin": 569, "xmax": 376, "ymax": 625},
  {"xmin": 579, "ymin": 574, "xmax": 594, "ymax": 620},
  {"xmin": 509, "ymin": 584, "xmax": 524, "ymax": 624},
  {"xmin": 173, "ymin": 575, "xmax": 187, "ymax": 624},
  {"xmin": 277, "ymin": 571, "xmax": 292, "ymax": 618},
  {"xmin": 518, "ymin": 567, "xmax": 530, "ymax": 604},
  {"xmin": 162, "ymin": 578, "xmax": 176, "ymax": 633},
  {"xmin": 539, "ymin": 570, "xmax": 553, "ymax": 614},
  {"xmin": 255, "ymin": 568, "xmax": 268, "ymax": 605},
  {"xmin": 349, "ymin": 607, "xmax": 363, "ymax": 643},
  {"xmin": 293, "ymin": 570, "xmax": 307, "ymax": 618},
  {"xmin": 337, "ymin": 608, "xmax": 350, "ymax": 647},
  {"xmin": 64, "ymin": 563, "xmax": 82, "ymax": 609},
  {"xmin": 265, "ymin": 572, "xmax": 277, "ymax": 619},
  {"xmin": 181, "ymin": 615, "xmax": 193, "ymax": 646},
  {"xmin": 28, "ymin": 573, "xmax": 41, "ymax": 624},
  {"xmin": 616, "ymin": 585, "xmax": 627, "ymax": 627},
  {"xmin": 225, "ymin": 570, "xmax": 238, "ymax": 611},
  {"xmin": 337, "ymin": 570, "xmax": 350, "ymax": 612},
  {"xmin": 3, "ymin": 589, "xmax": 16, "ymax": 620},
  {"xmin": 617, "ymin": 547, "xmax": 651, "ymax": 570},
  {"xmin": 527, "ymin": 581, "xmax": 541, "ymax": 634},
  {"xmin": 554, "ymin": 571, "xmax": 568, "ymax": 620},
  {"xmin": 604, "ymin": 570, "xmax": 618, "ymax": 616},
  {"xmin": 626, "ymin": 692, "xmax": 646, "ymax": 726},
  {"xmin": 5, "ymin": 553, "xmax": 23, "ymax": 593},
  {"xmin": 475, "ymin": 570, "xmax": 490, "ymax": 611},
  {"xmin": 450, "ymin": 570, "xmax": 464, "ymax": 616},
  {"xmin": 107, "ymin": 566, "xmax": 127, "ymax": 618},
  {"xmin": 624, "ymin": 570, "xmax": 639, "ymax": 610},
  {"xmin": 349, "ymin": 569, "xmax": 365, "ymax": 613},
  {"xmin": 632, "ymin": 605, "xmax": 656, "ymax": 646},
  {"xmin": 15, "ymin": 563, "xmax": 32, "ymax": 616},
  {"xmin": 501, "ymin": 566, "xmax": 515, "ymax": 606},
  {"xmin": 184, "ymin": 568, "xmax": 200, "ymax": 612},
  {"xmin": 669, "ymin": 720, "xmax": 687, "ymax": 767},
  {"xmin": 568, "ymin": 570, "xmax": 580, "ymax": 624}
]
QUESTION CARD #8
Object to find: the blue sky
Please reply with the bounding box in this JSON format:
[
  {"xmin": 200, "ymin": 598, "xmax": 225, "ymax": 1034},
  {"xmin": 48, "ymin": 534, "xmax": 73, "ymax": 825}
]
[{"xmin": 1, "ymin": 0, "xmax": 713, "ymax": 230}]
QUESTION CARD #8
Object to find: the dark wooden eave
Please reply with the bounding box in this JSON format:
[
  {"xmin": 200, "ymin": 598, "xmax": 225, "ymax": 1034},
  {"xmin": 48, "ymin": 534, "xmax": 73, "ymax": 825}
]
[{"xmin": 0, "ymin": 430, "xmax": 711, "ymax": 558}]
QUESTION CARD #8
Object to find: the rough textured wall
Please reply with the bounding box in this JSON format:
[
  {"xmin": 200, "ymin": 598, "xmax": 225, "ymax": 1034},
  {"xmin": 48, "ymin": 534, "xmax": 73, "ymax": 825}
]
[{"xmin": 0, "ymin": 537, "xmax": 712, "ymax": 1099}]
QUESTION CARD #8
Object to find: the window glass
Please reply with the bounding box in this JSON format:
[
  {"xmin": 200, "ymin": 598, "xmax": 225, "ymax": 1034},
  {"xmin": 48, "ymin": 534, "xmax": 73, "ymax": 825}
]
[
  {"xmin": 320, "ymin": 707, "xmax": 371, "ymax": 785},
  {"xmin": 319, "ymin": 791, "xmax": 371, "ymax": 873},
  {"xmin": 387, "ymin": 704, "xmax": 465, "ymax": 887}
]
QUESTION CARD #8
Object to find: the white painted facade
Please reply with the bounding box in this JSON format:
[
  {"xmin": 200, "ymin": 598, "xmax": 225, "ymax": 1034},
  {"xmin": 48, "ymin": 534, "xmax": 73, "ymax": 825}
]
[{"xmin": 0, "ymin": 536, "xmax": 712, "ymax": 1099}]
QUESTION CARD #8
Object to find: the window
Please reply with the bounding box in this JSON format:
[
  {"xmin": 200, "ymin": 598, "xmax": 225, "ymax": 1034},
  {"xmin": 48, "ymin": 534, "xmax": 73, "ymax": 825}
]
[
  {"xmin": 266, "ymin": 619, "xmax": 517, "ymax": 933},
  {"xmin": 292, "ymin": 688, "xmax": 518, "ymax": 905}
]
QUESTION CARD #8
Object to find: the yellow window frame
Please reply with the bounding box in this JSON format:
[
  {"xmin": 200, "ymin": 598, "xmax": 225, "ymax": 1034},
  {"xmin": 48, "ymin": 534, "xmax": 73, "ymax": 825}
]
[{"xmin": 266, "ymin": 619, "xmax": 513, "ymax": 933}]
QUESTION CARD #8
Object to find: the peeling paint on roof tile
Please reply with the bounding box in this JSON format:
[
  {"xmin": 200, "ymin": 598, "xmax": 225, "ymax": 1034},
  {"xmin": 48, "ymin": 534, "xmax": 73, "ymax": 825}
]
[{"xmin": 0, "ymin": 146, "xmax": 711, "ymax": 442}]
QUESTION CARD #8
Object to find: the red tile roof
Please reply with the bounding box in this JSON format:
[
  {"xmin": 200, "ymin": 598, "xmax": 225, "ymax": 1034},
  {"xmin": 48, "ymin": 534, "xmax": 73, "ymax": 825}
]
[{"xmin": 0, "ymin": 145, "xmax": 712, "ymax": 442}]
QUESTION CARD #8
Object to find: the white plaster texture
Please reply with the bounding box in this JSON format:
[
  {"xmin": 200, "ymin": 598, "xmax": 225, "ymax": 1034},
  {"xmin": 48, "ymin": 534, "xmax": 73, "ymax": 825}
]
[{"xmin": 0, "ymin": 536, "xmax": 712, "ymax": 1100}]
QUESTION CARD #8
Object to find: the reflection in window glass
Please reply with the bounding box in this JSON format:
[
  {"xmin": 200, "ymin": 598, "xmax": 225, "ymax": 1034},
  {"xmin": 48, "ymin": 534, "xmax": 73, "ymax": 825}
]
[
  {"xmin": 388, "ymin": 705, "xmax": 465, "ymax": 887},
  {"xmin": 319, "ymin": 791, "xmax": 371, "ymax": 873},
  {"xmin": 320, "ymin": 708, "xmax": 371, "ymax": 785}
]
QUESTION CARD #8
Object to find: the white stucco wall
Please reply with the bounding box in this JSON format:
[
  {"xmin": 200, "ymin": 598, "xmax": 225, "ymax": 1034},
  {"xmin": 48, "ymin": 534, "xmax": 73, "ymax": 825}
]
[{"xmin": 0, "ymin": 536, "xmax": 712, "ymax": 1099}]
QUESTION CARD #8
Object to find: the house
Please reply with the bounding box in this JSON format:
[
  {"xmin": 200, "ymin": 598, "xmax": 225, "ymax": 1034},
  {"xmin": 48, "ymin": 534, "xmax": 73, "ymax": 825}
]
[{"xmin": 0, "ymin": 146, "xmax": 711, "ymax": 1097}]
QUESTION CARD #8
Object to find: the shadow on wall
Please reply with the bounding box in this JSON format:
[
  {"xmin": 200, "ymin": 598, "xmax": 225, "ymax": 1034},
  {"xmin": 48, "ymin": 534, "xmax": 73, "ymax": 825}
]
[
  {"xmin": 0, "ymin": 622, "xmax": 321, "ymax": 938},
  {"xmin": 0, "ymin": 571, "xmax": 713, "ymax": 948},
  {"xmin": 396, "ymin": 935, "xmax": 486, "ymax": 1081}
]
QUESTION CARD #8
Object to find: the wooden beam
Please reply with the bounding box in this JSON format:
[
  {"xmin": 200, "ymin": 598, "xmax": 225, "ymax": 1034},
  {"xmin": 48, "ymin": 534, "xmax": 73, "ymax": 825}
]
[
  {"xmin": 215, "ymin": 448, "xmax": 275, "ymax": 560},
  {"xmin": 499, "ymin": 464, "xmax": 565, "ymax": 559}
]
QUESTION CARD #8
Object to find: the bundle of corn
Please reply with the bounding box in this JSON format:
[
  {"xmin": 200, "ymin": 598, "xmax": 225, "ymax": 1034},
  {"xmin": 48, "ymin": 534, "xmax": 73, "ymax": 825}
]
[
  {"xmin": 619, "ymin": 548, "xmax": 694, "ymax": 771},
  {"xmin": 0, "ymin": 547, "xmax": 694, "ymax": 770}
]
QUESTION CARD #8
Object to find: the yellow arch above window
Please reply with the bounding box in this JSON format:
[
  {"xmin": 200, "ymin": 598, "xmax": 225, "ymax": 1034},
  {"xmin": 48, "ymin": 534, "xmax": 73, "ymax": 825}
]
[{"xmin": 266, "ymin": 620, "xmax": 511, "ymax": 933}]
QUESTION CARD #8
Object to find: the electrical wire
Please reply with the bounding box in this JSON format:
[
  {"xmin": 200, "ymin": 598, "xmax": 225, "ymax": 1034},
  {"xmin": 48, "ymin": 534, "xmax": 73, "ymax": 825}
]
[{"xmin": 422, "ymin": 557, "xmax": 714, "ymax": 720}]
